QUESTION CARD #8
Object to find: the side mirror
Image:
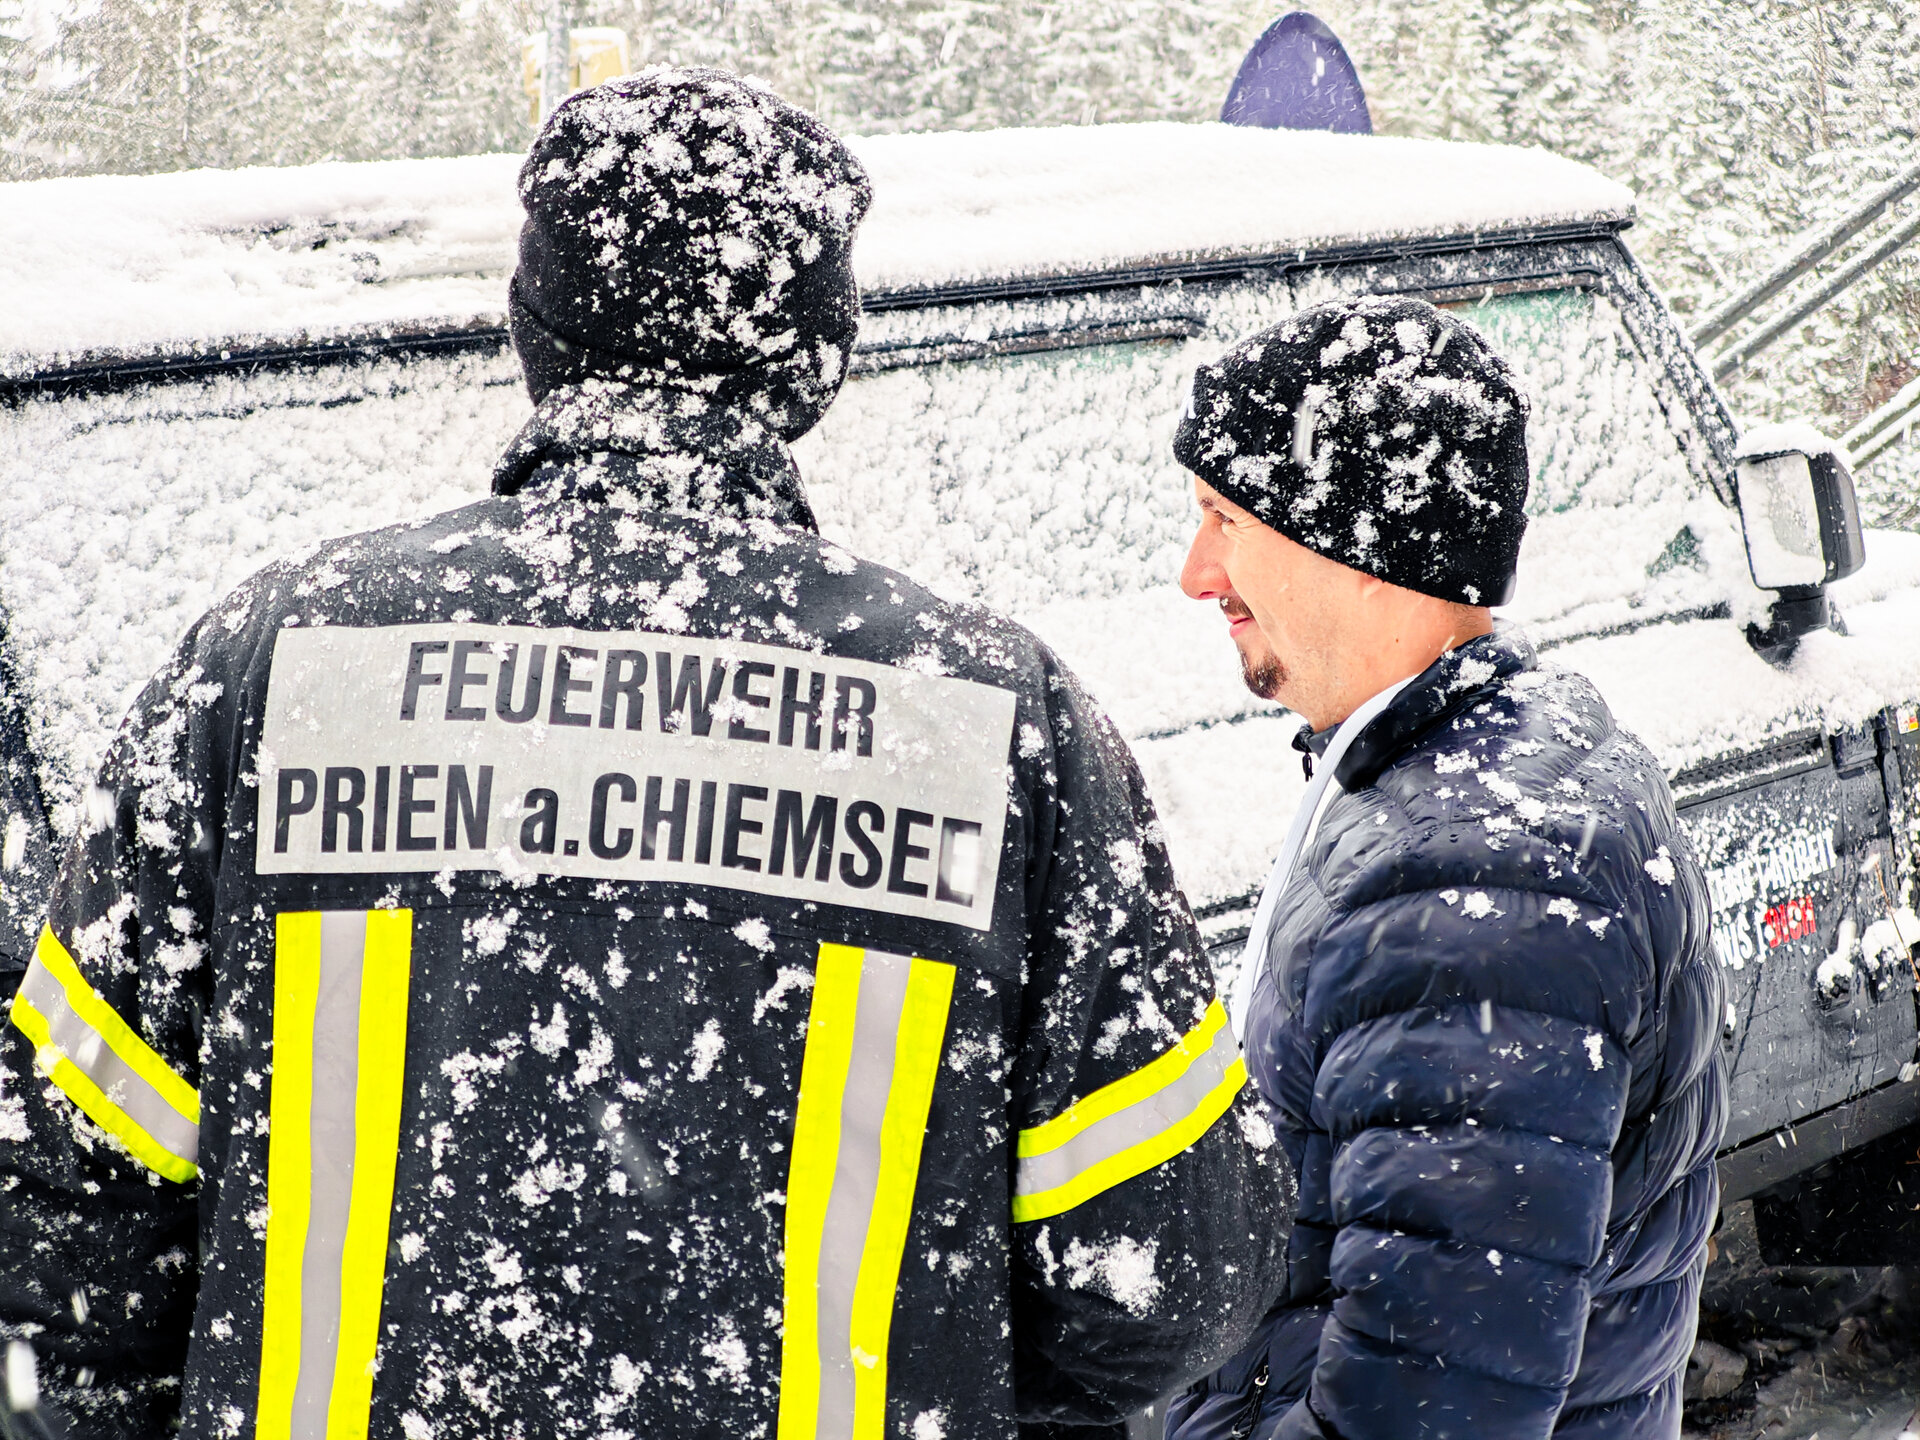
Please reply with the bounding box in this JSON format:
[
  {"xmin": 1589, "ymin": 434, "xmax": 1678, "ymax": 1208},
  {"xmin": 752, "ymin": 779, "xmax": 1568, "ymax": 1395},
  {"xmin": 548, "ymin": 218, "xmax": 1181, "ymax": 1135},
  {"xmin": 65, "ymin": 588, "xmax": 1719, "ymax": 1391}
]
[{"xmin": 1734, "ymin": 428, "xmax": 1864, "ymax": 665}]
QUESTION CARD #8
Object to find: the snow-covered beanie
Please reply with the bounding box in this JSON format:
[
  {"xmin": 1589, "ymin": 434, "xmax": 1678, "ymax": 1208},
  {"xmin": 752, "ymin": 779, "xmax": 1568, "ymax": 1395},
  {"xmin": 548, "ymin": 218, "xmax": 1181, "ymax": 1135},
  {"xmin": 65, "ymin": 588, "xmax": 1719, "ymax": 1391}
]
[
  {"xmin": 1172, "ymin": 295, "xmax": 1531, "ymax": 606},
  {"xmin": 498, "ymin": 68, "xmax": 872, "ymax": 498}
]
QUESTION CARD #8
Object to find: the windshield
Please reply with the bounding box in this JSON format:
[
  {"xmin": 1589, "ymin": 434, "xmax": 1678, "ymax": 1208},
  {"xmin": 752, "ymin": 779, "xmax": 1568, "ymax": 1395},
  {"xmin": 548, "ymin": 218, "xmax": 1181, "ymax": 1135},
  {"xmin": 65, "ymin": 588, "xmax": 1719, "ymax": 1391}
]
[
  {"xmin": 806, "ymin": 275, "xmax": 1746, "ymax": 626},
  {"xmin": 1442, "ymin": 286, "xmax": 1740, "ymax": 629},
  {"xmin": 803, "ymin": 333, "xmax": 1201, "ymax": 619}
]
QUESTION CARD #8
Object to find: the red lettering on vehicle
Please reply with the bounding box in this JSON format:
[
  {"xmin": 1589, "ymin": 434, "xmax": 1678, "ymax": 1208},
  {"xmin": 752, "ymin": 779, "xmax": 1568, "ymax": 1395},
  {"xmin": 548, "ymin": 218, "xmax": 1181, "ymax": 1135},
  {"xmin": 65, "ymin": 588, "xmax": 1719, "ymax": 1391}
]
[{"xmin": 1762, "ymin": 896, "xmax": 1817, "ymax": 948}]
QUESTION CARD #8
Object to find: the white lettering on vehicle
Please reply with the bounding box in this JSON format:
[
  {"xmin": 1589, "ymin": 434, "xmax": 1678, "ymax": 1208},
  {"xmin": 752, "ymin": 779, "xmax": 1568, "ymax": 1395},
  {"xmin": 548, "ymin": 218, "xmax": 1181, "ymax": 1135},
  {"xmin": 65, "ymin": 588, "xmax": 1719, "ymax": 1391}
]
[
  {"xmin": 255, "ymin": 624, "xmax": 1018, "ymax": 930},
  {"xmin": 1700, "ymin": 827, "xmax": 1836, "ymax": 918},
  {"xmin": 1700, "ymin": 825, "xmax": 1837, "ymax": 971}
]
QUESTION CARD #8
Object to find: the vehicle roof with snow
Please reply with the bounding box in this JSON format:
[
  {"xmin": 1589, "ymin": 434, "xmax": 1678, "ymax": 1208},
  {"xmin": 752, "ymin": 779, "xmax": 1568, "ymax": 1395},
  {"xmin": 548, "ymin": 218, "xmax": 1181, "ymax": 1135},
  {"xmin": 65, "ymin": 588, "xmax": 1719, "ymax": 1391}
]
[{"xmin": 0, "ymin": 123, "xmax": 1633, "ymax": 375}]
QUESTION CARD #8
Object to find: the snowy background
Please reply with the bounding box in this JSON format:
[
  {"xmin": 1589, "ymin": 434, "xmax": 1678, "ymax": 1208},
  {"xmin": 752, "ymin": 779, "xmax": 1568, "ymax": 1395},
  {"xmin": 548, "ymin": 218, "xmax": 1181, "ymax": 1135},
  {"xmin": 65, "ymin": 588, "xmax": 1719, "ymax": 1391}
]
[
  {"xmin": 5, "ymin": 0, "xmax": 1920, "ymax": 507},
  {"xmin": 7, "ymin": 8, "xmax": 1920, "ymax": 1431}
]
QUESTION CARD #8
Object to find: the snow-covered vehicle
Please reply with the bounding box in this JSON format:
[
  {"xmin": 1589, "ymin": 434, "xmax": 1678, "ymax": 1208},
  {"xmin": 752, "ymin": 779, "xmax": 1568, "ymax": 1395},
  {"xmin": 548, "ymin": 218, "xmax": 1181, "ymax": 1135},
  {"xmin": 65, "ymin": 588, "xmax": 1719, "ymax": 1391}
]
[{"xmin": 5, "ymin": 121, "xmax": 1920, "ymax": 1260}]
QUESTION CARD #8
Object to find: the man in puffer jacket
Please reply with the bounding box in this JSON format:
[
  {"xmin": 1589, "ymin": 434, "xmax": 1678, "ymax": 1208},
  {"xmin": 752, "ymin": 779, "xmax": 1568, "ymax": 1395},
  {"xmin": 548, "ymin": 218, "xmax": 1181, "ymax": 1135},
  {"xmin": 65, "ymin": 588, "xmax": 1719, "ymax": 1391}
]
[{"xmin": 1163, "ymin": 296, "xmax": 1725, "ymax": 1440}]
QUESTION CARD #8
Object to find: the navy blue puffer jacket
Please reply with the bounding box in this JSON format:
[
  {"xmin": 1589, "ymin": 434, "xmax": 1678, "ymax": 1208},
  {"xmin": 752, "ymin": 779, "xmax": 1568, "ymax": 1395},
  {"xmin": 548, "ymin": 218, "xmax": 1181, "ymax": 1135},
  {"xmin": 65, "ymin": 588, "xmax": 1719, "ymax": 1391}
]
[{"xmin": 1167, "ymin": 632, "xmax": 1726, "ymax": 1440}]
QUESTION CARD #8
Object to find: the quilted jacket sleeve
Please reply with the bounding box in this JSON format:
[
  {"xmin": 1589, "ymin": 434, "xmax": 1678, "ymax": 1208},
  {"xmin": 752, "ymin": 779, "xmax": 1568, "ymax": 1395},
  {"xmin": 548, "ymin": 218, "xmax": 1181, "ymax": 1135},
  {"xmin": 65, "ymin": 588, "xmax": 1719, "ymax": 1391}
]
[{"xmin": 1277, "ymin": 881, "xmax": 1640, "ymax": 1440}]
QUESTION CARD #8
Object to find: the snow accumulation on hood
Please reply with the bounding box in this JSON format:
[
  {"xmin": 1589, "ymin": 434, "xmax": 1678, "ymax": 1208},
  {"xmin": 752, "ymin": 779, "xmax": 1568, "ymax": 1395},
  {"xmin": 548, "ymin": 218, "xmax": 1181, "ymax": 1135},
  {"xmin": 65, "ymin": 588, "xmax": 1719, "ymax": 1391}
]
[
  {"xmin": 0, "ymin": 154, "xmax": 523, "ymax": 377},
  {"xmin": 0, "ymin": 123, "xmax": 1633, "ymax": 374}
]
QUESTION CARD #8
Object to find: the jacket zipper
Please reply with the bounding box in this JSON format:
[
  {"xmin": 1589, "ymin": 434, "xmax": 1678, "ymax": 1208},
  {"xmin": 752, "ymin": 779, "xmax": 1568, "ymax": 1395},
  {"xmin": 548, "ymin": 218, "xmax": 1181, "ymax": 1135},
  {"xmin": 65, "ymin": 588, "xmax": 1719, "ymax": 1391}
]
[{"xmin": 1228, "ymin": 1362, "xmax": 1269, "ymax": 1439}]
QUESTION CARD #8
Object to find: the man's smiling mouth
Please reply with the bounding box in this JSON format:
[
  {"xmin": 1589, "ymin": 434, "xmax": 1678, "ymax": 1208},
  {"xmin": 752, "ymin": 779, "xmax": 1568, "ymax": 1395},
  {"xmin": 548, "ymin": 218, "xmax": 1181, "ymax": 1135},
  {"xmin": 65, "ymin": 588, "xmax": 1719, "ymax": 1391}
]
[{"xmin": 1219, "ymin": 595, "xmax": 1256, "ymax": 635}]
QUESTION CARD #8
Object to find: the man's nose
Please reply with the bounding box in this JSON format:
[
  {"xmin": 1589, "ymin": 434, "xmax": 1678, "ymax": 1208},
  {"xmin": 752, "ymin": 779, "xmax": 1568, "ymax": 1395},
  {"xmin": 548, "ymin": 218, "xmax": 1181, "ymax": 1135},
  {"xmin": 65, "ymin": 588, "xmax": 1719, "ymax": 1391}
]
[{"xmin": 1181, "ymin": 522, "xmax": 1227, "ymax": 601}]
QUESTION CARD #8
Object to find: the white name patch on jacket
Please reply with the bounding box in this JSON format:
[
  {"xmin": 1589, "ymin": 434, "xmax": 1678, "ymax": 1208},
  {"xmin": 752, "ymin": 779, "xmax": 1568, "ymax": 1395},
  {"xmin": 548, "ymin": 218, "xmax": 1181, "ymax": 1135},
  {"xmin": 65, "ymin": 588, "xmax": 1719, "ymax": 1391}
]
[{"xmin": 256, "ymin": 624, "xmax": 1019, "ymax": 930}]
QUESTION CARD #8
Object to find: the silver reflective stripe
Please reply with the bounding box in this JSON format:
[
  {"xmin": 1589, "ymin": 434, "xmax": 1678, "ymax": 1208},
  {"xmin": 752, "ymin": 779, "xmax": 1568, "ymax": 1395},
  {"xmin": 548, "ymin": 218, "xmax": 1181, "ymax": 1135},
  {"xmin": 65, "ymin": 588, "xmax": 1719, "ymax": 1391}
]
[
  {"xmin": 1013, "ymin": 1015, "xmax": 1241, "ymax": 1201},
  {"xmin": 812, "ymin": 952, "xmax": 915, "ymax": 1439},
  {"xmin": 14, "ymin": 952, "xmax": 200, "ymax": 1166},
  {"xmin": 290, "ymin": 912, "xmax": 367, "ymax": 1439}
]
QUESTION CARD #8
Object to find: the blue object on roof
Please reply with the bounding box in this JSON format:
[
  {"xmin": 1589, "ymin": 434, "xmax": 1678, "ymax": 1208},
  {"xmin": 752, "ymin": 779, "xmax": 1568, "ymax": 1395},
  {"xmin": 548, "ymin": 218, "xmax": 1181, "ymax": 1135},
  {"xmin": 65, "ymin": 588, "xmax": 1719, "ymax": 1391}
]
[{"xmin": 1221, "ymin": 12, "xmax": 1372, "ymax": 134}]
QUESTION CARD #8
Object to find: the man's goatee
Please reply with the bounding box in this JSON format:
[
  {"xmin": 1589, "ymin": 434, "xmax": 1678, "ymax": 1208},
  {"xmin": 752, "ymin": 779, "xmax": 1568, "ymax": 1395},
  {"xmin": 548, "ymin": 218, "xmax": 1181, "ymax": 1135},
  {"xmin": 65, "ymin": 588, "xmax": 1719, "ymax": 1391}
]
[{"xmin": 1241, "ymin": 653, "xmax": 1285, "ymax": 699}]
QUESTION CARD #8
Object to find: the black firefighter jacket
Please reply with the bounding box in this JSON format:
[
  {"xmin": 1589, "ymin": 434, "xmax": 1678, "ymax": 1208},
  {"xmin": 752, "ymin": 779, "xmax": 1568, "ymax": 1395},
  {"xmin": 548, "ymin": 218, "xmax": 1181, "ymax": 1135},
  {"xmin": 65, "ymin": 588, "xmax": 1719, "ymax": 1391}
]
[{"xmin": 0, "ymin": 438, "xmax": 1289, "ymax": 1439}]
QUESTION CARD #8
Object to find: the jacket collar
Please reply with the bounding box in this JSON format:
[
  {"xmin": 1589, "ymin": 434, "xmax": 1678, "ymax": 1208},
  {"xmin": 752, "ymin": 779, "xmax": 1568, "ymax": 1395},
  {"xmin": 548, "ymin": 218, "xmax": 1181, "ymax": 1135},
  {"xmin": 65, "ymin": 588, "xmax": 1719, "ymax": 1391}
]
[
  {"xmin": 491, "ymin": 379, "xmax": 819, "ymax": 531},
  {"xmin": 1333, "ymin": 629, "xmax": 1535, "ymax": 791},
  {"xmin": 1290, "ymin": 719, "xmax": 1335, "ymax": 780}
]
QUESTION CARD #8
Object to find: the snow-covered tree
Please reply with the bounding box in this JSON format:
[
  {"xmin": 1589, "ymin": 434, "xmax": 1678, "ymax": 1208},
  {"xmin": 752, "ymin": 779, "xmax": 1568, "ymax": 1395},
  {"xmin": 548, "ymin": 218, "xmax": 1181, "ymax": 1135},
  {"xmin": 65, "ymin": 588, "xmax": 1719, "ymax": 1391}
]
[
  {"xmin": 1315, "ymin": 0, "xmax": 1920, "ymax": 495},
  {"xmin": 0, "ymin": 0, "xmax": 533, "ymax": 172}
]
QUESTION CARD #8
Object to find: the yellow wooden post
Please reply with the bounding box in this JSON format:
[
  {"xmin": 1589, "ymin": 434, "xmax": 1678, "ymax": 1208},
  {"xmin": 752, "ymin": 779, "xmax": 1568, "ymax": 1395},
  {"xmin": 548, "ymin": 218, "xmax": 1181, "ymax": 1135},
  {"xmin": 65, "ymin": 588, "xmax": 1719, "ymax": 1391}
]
[{"xmin": 523, "ymin": 27, "xmax": 634, "ymax": 125}]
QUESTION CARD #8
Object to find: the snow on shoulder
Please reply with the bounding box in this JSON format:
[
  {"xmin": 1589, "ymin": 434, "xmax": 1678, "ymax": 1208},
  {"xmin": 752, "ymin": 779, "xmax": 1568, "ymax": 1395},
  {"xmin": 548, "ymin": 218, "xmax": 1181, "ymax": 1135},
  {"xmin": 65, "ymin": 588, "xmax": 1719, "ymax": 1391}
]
[{"xmin": 0, "ymin": 122, "xmax": 1633, "ymax": 374}]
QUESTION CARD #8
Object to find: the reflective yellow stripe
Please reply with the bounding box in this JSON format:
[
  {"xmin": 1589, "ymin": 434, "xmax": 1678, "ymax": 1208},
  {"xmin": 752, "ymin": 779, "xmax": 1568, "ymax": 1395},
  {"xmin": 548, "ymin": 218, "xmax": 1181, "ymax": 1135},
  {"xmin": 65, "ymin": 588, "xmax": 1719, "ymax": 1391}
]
[
  {"xmin": 778, "ymin": 943, "xmax": 864, "ymax": 1440},
  {"xmin": 257, "ymin": 908, "xmax": 414, "ymax": 1440},
  {"xmin": 326, "ymin": 909, "xmax": 413, "ymax": 1439},
  {"xmin": 7, "ymin": 926, "xmax": 200, "ymax": 1182},
  {"xmin": 26, "ymin": 926, "xmax": 201, "ymax": 1120},
  {"xmin": 1011, "ymin": 997, "xmax": 1246, "ymax": 1224},
  {"xmin": 8, "ymin": 1010, "xmax": 197, "ymax": 1182},
  {"xmin": 1020, "ymin": 999, "xmax": 1231, "ymax": 1157},
  {"xmin": 1012, "ymin": 1058, "xmax": 1246, "ymax": 1223},
  {"xmin": 848, "ymin": 958, "xmax": 954, "ymax": 1440},
  {"xmin": 258, "ymin": 911, "xmax": 323, "ymax": 1440},
  {"xmin": 779, "ymin": 945, "xmax": 956, "ymax": 1440}
]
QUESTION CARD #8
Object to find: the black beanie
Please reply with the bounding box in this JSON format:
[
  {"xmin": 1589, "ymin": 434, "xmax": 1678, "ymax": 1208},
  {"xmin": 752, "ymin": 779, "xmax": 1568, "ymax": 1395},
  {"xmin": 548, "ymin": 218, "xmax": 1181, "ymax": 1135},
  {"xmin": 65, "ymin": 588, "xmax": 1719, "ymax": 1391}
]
[
  {"xmin": 1172, "ymin": 295, "xmax": 1531, "ymax": 607},
  {"xmin": 510, "ymin": 68, "xmax": 872, "ymax": 441}
]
